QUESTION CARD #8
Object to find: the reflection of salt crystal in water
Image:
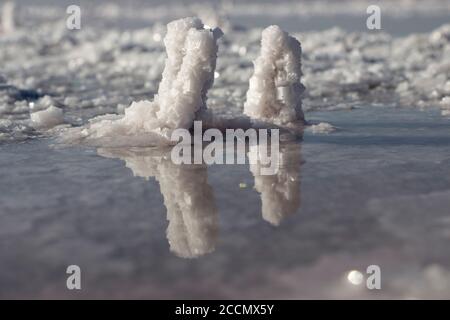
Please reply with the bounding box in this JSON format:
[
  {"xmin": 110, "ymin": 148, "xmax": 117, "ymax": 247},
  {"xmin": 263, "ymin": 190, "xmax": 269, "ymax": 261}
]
[
  {"xmin": 97, "ymin": 142, "xmax": 303, "ymax": 257},
  {"xmin": 248, "ymin": 142, "xmax": 302, "ymax": 226},
  {"xmin": 63, "ymin": 17, "xmax": 221, "ymax": 147},
  {"xmin": 97, "ymin": 147, "xmax": 218, "ymax": 259},
  {"xmin": 245, "ymin": 25, "xmax": 305, "ymax": 126}
]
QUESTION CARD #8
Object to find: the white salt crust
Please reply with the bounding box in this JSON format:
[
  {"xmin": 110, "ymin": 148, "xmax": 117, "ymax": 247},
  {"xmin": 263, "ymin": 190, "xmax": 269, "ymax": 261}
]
[{"xmin": 61, "ymin": 20, "xmax": 304, "ymax": 147}]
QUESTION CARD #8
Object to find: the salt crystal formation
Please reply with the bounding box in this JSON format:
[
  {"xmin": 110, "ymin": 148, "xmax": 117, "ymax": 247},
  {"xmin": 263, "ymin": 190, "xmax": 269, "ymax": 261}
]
[
  {"xmin": 97, "ymin": 147, "xmax": 218, "ymax": 258},
  {"xmin": 154, "ymin": 17, "xmax": 220, "ymax": 129},
  {"xmin": 66, "ymin": 17, "xmax": 221, "ymax": 146},
  {"xmin": 2, "ymin": 4, "xmax": 450, "ymax": 143},
  {"xmin": 244, "ymin": 25, "xmax": 305, "ymax": 127},
  {"xmin": 248, "ymin": 142, "xmax": 302, "ymax": 226}
]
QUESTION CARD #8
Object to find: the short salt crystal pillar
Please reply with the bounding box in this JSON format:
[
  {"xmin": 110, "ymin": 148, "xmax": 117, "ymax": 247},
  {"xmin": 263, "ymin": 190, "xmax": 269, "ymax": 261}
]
[{"xmin": 244, "ymin": 25, "xmax": 305, "ymax": 126}]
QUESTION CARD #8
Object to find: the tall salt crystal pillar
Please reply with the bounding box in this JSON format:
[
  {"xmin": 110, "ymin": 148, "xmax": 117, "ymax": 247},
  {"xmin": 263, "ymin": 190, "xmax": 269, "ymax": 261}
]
[
  {"xmin": 154, "ymin": 17, "xmax": 221, "ymax": 132},
  {"xmin": 156, "ymin": 17, "xmax": 203, "ymax": 108},
  {"xmin": 244, "ymin": 25, "xmax": 304, "ymax": 126},
  {"xmin": 85, "ymin": 17, "xmax": 222, "ymax": 145}
]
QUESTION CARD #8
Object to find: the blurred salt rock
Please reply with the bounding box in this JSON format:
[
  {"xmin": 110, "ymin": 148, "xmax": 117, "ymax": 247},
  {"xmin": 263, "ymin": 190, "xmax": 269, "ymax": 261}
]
[
  {"xmin": 429, "ymin": 24, "xmax": 450, "ymax": 46},
  {"xmin": 244, "ymin": 25, "xmax": 305, "ymax": 127},
  {"xmin": 0, "ymin": 1, "xmax": 15, "ymax": 34},
  {"xmin": 308, "ymin": 122, "xmax": 336, "ymax": 134},
  {"xmin": 30, "ymin": 106, "xmax": 64, "ymax": 129}
]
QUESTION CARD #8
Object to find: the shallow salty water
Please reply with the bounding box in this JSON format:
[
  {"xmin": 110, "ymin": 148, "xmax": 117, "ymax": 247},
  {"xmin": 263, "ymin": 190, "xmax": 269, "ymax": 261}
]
[{"xmin": 1, "ymin": 106, "xmax": 450, "ymax": 299}]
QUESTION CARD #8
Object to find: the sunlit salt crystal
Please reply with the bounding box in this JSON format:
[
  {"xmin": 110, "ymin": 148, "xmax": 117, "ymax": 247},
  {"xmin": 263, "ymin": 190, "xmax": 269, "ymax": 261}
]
[
  {"xmin": 142, "ymin": 16, "xmax": 220, "ymax": 132},
  {"xmin": 30, "ymin": 106, "xmax": 64, "ymax": 129},
  {"xmin": 244, "ymin": 25, "xmax": 304, "ymax": 126},
  {"xmin": 63, "ymin": 17, "xmax": 221, "ymax": 146}
]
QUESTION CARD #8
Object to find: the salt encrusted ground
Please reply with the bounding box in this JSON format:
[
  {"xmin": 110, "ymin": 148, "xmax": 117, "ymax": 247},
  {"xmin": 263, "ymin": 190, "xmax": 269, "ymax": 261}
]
[
  {"xmin": 1, "ymin": 1, "xmax": 449, "ymax": 142},
  {"xmin": 1, "ymin": 0, "xmax": 450, "ymax": 299}
]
